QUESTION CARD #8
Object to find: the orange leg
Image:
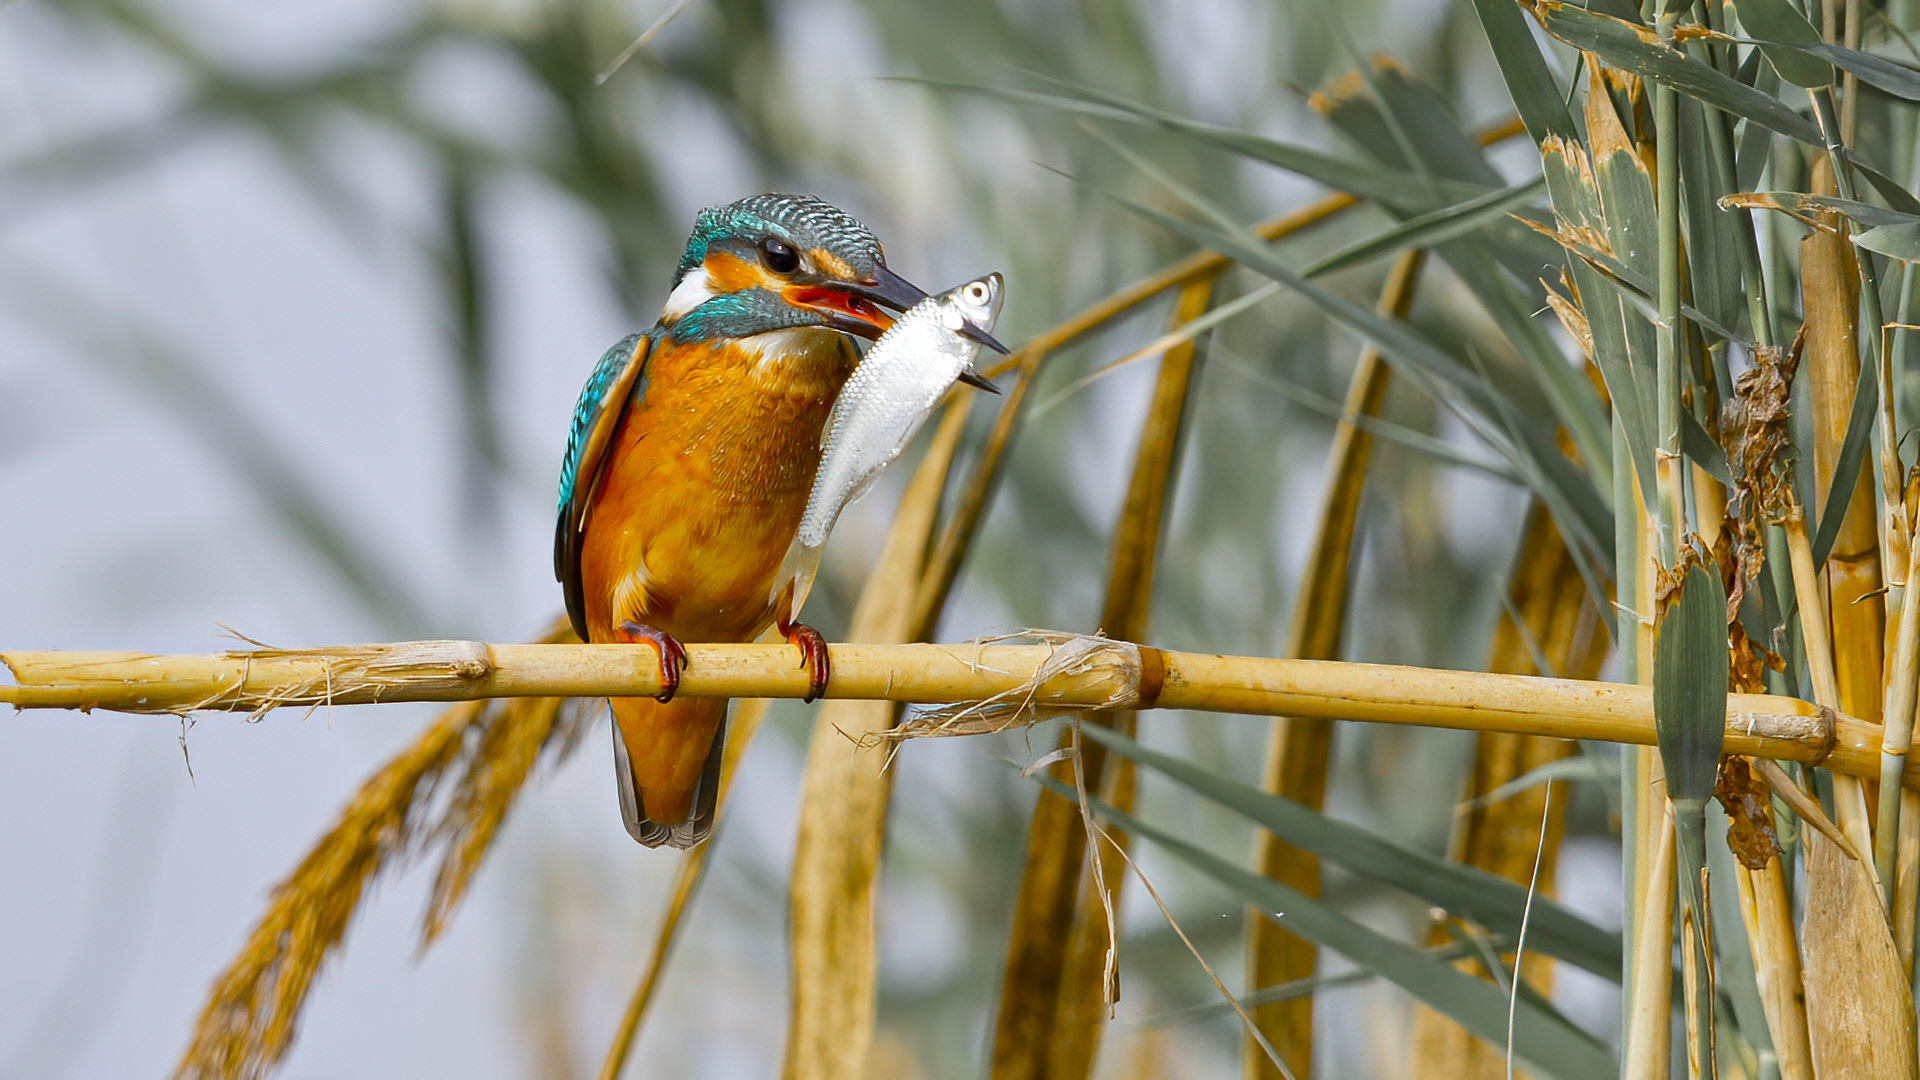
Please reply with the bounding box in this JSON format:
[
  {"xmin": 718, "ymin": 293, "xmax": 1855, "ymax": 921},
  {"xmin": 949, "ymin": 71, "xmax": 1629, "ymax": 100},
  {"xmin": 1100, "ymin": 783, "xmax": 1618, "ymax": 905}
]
[
  {"xmin": 778, "ymin": 616, "xmax": 831, "ymax": 703},
  {"xmin": 617, "ymin": 621, "xmax": 689, "ymax": 703}
]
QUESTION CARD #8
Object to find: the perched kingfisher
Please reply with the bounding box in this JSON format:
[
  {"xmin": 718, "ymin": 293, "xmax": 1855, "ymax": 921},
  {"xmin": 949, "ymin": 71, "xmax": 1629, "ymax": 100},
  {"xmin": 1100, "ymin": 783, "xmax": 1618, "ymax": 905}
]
[{"xmin": 556, "ymin": 193, "xmax": 1004, "ymax": 848}]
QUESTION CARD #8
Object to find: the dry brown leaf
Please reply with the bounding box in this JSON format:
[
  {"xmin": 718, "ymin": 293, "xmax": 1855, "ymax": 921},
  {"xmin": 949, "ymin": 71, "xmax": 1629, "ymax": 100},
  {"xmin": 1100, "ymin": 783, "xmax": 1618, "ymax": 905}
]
[{"xmin": 1714, "ymin": 757, "xmax": 1781, "ymax": 871}]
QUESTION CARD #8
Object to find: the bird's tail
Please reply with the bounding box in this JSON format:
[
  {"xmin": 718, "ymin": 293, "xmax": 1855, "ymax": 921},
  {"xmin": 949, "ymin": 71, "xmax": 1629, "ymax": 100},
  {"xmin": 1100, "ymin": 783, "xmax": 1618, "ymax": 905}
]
[{"xmin": 609, "ymin": 694, "xmax": 728, "ymax": 849}]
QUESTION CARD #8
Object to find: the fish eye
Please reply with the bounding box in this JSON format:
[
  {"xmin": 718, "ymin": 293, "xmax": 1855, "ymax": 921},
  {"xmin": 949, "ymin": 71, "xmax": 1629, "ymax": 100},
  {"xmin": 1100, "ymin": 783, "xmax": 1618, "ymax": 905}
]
[
  {"xmin": 760, "ymin": 237, "xmax": 800, "ymax": 274},
  {"xmin": 964, "ymin": 282, "xmax": 988, "ymax": 303}
]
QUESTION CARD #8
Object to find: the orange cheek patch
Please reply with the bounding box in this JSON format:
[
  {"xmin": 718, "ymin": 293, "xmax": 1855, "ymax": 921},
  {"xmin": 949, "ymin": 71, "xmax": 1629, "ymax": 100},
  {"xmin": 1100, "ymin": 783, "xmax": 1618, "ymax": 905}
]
[{"xmin": 704, "ymin": 251, "xmax": 775, "ymax": 293}]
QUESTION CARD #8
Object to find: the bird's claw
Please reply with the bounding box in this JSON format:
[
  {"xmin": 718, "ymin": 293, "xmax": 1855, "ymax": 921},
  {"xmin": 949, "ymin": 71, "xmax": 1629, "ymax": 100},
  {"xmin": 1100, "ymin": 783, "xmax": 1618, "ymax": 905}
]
[
  {"xmin": 618, "ymin": 621, "xmax": 689, "ymax": 703},
  {"xmin": 780, "ymin": 620, "xmax": 831, "ymax": 703}
]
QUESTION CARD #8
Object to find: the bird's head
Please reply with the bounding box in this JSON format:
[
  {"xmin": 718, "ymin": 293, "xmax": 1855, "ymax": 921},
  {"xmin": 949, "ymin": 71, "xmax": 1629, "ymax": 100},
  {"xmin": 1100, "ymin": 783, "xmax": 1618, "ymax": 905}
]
[{"xmin": 660, "ymin": 193, "xmax": 1001, "ymax": 352}]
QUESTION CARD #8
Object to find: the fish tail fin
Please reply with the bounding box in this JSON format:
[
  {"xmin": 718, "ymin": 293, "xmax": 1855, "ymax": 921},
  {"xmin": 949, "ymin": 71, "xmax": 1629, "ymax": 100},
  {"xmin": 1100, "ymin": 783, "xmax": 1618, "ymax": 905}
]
[{"xmin": 771, "ymin": 540, "xmax": 825, "ymax": 630}]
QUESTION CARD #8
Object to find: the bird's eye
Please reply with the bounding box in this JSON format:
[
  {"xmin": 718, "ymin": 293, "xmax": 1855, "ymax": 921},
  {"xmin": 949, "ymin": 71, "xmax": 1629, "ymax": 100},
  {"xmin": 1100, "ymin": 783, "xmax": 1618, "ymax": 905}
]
[{"xmin": 760, "ymin": 237, "xmax": 800, "ymax": 274}]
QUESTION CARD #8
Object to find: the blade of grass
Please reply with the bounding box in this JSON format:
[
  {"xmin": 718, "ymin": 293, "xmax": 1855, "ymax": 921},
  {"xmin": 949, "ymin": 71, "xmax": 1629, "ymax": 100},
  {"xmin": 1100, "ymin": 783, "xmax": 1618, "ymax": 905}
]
[
  {"xmin": 1141, "ymin": 940, "xmax": 1490, "ymax": 1029},
  {"xmin": 1727, "ymin": 0, "xmax": 1834, "ymax": 87},
  {"xmin": 1296, "ymin": 179, "xmax": 1547, "ymax": 280},
  {"xmin": 1536, "ymin": 3, "xmax": 1825, "ymax": 146},
  {"xmin": 1038, "ymin": 777, "xmax": 1620, "ymax": 1080},
  {"xmin": 1411, "ymin": 506, "xmax": 1608, "ymax": 1078},
  {"xmin": 1723, "ymin": 191, "xmax": 1920, "ymax": 230},
  {"xmin": 1653, "ymin": 563, "xmax": 1731, "ymax": 1078},
  {"xmin": 1538, "ymin": 126, "xmax": 1659, "ymax": 506},
  {"xmin": 1084, "ymin": 723, "xmax": 1622, "ymax": 981},
  {"xmin": 1462, "ymin": 755, "xmax": 1618, "ymax": 812},
  {"xmin": 1212, "ymin": 346, "xmax": 1523, "ymax": 484},
  {"xmin": 1524, "ymin": 211, "xmax": 1749, "ymax": 346},
  {"xmin": 1103, "ymin": 186, "xmax": 1615, "ymax": 568},
  {"xmin": 920, "ymin": 75, "xmax": 1497, "ymax": 215},
  {"xmin": 906, "ymin": 193, "xmax": 1360, "ymax": 641},
  {"xmin": 1313, "ymin": 66, "xmax": 1611, "ymax": 481},
  {"xmin": 1463, "ymin": 0, "xmax": 1580, "ymax": 143},
  {"xmin": 1763, "ymin": 39, "xmax": 1920, "ymax": 101}
]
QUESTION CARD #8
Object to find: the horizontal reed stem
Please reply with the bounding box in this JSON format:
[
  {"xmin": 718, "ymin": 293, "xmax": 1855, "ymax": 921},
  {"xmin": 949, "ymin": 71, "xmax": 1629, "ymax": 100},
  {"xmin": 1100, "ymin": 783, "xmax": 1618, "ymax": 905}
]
[{"xmin": 2, "ymin": 637, "xmax": 1882, "ymax": 785}]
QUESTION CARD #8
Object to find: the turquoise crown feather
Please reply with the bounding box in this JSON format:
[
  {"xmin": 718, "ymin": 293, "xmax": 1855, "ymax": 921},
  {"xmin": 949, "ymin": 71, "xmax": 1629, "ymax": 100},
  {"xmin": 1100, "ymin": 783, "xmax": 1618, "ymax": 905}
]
[{"xmin": 673, "ymin": 193, "xmax": 885, "ymax": 283}]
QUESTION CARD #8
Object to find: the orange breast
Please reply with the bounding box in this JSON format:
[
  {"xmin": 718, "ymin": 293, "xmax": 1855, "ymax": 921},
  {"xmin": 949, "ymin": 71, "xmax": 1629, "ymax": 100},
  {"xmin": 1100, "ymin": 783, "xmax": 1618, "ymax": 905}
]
[{"xmin": 578, "ymin": 329, "xmax": 858, "ymax": 644}]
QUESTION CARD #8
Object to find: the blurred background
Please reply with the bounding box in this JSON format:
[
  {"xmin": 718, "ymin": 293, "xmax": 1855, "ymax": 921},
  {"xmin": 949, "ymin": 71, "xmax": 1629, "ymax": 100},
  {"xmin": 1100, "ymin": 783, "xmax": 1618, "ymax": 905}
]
[{"xmin": 0, "ymin": 0, "xmax": 1620, "ymax": 1076}]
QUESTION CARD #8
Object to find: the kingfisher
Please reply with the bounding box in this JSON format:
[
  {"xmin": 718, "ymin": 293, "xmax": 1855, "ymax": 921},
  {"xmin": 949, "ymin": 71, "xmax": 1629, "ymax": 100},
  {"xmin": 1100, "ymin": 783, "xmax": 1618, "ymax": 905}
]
[{"xmin": 556, "ymin": 193, "xmax": 1005, "ymax": 848}]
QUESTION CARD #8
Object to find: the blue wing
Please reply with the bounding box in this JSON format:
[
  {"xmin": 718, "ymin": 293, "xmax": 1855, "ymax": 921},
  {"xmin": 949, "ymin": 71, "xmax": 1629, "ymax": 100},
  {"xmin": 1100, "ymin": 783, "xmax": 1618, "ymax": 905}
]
[{"xmin": 555, "ymin": 332, "xmax": 654, "ymax": 641}]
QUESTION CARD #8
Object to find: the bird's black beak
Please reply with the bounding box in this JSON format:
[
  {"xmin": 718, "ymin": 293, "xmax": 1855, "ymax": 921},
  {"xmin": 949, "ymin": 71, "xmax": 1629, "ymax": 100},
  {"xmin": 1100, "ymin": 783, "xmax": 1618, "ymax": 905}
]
[{"xmin": 848, "ymin": 264, "xmax": 930, "ymax": 313}]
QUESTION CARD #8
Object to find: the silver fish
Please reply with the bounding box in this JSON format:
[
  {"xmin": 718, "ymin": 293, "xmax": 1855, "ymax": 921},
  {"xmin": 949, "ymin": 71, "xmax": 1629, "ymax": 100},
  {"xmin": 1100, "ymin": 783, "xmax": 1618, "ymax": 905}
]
[{"xmin": 773, "ymin": 272, "xmax": 1005, "ymax": 623}]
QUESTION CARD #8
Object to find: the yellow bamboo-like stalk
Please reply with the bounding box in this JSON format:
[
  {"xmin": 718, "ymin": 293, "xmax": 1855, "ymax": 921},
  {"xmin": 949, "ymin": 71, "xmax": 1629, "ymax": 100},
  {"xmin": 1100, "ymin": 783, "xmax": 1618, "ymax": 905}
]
[
  {"xmin": 1896, "ymin": 476, "xmax": 1920, "ymax": 967},
  {"xmin": 1623, "ymin": 800, "xmax": 1676, "ymax": 1080},
  {"xmin": 1880, "ymin": 538, "xmax": 1920, "ymax": 952},
  {"xmin": 1037, "ymin": 277, "xmax": 1211, "ymax": 1080},
  {"xmin": 597, "ymin": 698, "xmax": 767, "ymax": 1080},
  {"xmin": 1734, "ymin": 843, "xmax": 1815, "ymax": 1080},
  {"xmin": 1795, "ymin": 174, "xmax": 1913, "ymax": 1080},
  {"xmin": 1619, "ymin": 429, "xmax": 1669, "ymax": 1080},
  {"xmin": 1801, "ymin": 183, "xmax": 1885, "ymax": 801},
  {"xmin": 1753, "ymin": 758, "xmax": 1866, "ymax": 866},
  {"xmin": 782, "ymin": 396, "xmax": 970, "ymax": 1080},
  {"xmin": 1245, "ymin": 247, "xmax": 1423, "ymax": 1080},
  {"xmin": 1409, "ymin": 507, "xmax": 1604, "ymax": 1080},
  {"xmin": 991, "ymin": 276, "xmax": 1208, "ymax": 1080},
  {"xmin": 9, "ymin": 644, "xmax": 1900, "ymax": 779},
  {"xmin": 1784, "ymin": 512, "xmax": 1842, "ymax": 712},
  {"xmin": 1679, "ymin": 865, "xmax": 1713, "ymax": 1080}
]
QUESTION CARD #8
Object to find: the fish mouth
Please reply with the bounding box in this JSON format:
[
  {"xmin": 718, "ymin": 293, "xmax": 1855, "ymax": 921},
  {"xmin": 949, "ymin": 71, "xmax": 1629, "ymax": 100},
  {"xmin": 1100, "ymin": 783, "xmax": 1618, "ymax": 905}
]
[
  {"xmin": 785, "ymin": 265, "xmax": 928, "ymax": 341},
  {"xmin": 956, "ymin": 319, "xmax": 1010, "ymax": 356},
  {"xmin": 958, "ymin": 367, "xmax": 1001, "ymax": 393}
]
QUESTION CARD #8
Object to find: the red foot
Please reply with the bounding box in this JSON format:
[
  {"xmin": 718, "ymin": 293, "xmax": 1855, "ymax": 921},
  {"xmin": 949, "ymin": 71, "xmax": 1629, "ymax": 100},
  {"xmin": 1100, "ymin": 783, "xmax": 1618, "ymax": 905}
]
[
  {"xmin": 779, "ymin": 618, "xmax": 831, "ymax": 703},
  {"xmin": 618, "ymin": 621, "xmax": 689, "ymax": 703}
]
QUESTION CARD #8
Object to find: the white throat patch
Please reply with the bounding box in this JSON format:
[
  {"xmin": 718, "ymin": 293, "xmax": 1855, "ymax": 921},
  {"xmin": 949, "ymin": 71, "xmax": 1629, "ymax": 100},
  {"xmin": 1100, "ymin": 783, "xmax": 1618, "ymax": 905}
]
[{"xmin": 660, "ymin": 266, "xmax": 715, "ymax": 320}]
